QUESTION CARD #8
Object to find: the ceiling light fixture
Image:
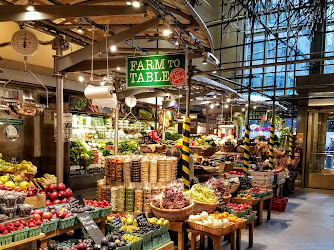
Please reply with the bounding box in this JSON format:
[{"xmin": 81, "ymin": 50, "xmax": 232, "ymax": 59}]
[
  {"xmin": 126, "ymin": 1, "xmax": 132, "ymax": 5},
  {"xmin": 117, "ymin": 67, "xmax": 121, "ymax": 71},
  {"xmin": 100, "ymin": 81, "xmax": 105, "ymax": 86},
  {"xmin": 242, "ymin": 108, "xmax": 246, "ymax": 112},
  {"xmin": 245, "ymin": 103, "xmax": 249, "ymax": 107},
  {"xmin": 226, "ymin": 97, "xmax": 231, "ymax": 103},
  {"xmin": 26, "ymin": 5, "xmax": 35, "ymax": 12},
  {"xmin": 213, "ymin": 95, "xmax": 217, "ymax": 98},
  {"xmin": 163, "ymin": 29, "xmax": 171, "ymax": 37},
  {"xmin": 210, "ymin": 103, "xmax": 215, "ymax": 109},
  {"xmin": 110, "ymin": 45, "xmax": 117, "ymax": 52},
  {"xmin": 224, "ymin": 104, "xmax": 229, "ymax": 108},
  {"xmin": 78, "ymin": 75, "xmax": 85, "ymax": 82},
  {"xmin": 77, "ymin": 27, "xmax": 84, "ymax": 34},
  {"xmin": 132, "ymin": 1, "xmax": 140, "ymax": 7},
  {"xmin": 212, "ymin": 70, "xmax": 217, "ymax": 74},
  {"xmin": 253, "ymin": 105, "xmax": 257, "ymax": 109}
]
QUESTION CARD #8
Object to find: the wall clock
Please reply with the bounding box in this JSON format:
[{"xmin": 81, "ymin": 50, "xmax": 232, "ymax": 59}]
[{"xmin": 11, "ymin": 29, "xmax": 39, "ymax": 56}]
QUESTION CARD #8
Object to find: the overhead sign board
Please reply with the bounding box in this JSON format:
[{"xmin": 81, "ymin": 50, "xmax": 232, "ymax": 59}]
[
  {"xmin": 127, "ymin": 53, "xmax": 187, "ymax": 88},
  {"xmin": 249, "ymin": 111, "xmax": 268, "ymax": 121}
]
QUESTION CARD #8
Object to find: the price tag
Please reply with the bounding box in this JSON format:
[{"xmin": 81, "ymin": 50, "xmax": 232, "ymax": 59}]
[
  {"xmin": 77, "ymin": 211, "xmax": 104, "ymax": 245},
  {"xmin": 238, "ymin": 176, "xmax": 247, "ymax": 191},
  {"xmin": 135, "ymin": 213, "xmax": 148, "ymax": 226},
  {"xmin": 112, "ymin": 216, "xmax": 123, "ymax": 230},
  {"xmin": 69, "ymin": 195, "xmax": 85, "ymax": 209},
  {"xmin": 218, "ymin": 196, "xmax": 225, "ymax": 210}
]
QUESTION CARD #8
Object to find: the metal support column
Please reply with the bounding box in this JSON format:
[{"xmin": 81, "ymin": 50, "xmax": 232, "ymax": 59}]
[
  {"xmin": 53, "ymin": 36, "xmax": 64, "ymax": 183},
  {"xmin": 162, "ymin": 98, "xmax": 166, "ymax": 140},
  {"xmin": 289, "ymin": 106, "xmax": 294, "ymax": 160},
  {"xmin": 182, "ymin": 59, "xmax": 192, "ymax": 190},
  {"xmin": 206, "ymin": 105, "xmax": 210, "ymax": 134},
  {"xmin": 114, "ymin": 106, "xmax": 119, "ymax": 155}
]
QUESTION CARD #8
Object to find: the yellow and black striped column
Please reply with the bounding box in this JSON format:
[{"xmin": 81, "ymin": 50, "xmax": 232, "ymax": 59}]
[
  {"xmin": 243, "ymin": 124, "xmax": 250, "ymax": 174},
  {"xmin": 182, "ymin": 117, "xmax": 191, "ymax": 190},
  {"xmin": 269, "ymin": 124, "xmax": 274, "ymax": 169},
  {"xmin": 289, "ymin": 128, "xmax": 294, "ymax": 160}
]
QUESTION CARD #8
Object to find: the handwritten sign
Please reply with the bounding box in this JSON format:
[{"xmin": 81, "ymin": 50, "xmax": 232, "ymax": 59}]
[
  {"xmin": 135, "ymin": 213, "xmax": 148, "ymax": 226},
  {"xmin": 69, "ymin": 195, "xmax": 85, "ymax": 209},
  {"xmin": 218, "ymin": 196, "xmax": 225, "ymax": 211},
  {"xmin": 77, "ymin": 212, "xmax": 104, "ymax": 245},
  {"xmin": 112, "ymin": 216, "xmax": 123, "ymax": 230}
]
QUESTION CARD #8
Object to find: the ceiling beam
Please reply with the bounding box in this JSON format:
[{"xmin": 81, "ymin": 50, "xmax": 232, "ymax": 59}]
[
  {"xmin": 58, "ymin": 17, "xmax": 160, "ymax": 71},
  {"xmin": 55, "ymin": 23, "xmax": 198, "ymax": 29},
  {"xmin": 117, "ymin": 88, "xmax": 147, "ymax": 100},
  {"xmin": 65, "ymin": 52, "xmax": 203, "ymax": 72},
  {"xmin": 0, "ymin": 5, "xmax": 147, "ymax": 22},
  {"xmin": 164, "ymin": 91, "xmax": 210, "ymax": 108},
  {"xmin": 135, "ymin": 90, "xmax": 170, "ymax": 99},
  {"xmin": 195, "ymin": 56, "xmax": 334, "ymax": 75}
]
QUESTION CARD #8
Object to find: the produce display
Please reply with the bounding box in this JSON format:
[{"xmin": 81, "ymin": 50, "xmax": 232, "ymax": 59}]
[
  {"xmin": 189, "ymin": 184, "xmax": 217, "ymax": 204},
  {"xmin": 42, "ymin": 183, "xmax": 73, "ymax": 206},
  {"xmin": 235, "ymin": 193, "xmax": 257, "ymax": 200},
  {"xmin": 151, "ymin": 183, "xmax": 191, "ymax": 209},
  {"xmin": 188, "ymin": 211, "xmax": 234, "ymax": 228},
  {"xmin": 207, "ymin": 177, "xmax": 230, "ymax": 197},
  {"xmin": 245, "ymin": 187, "xmax": 273, "ymax": 197},
  {"xmin": 225, "ymin": 203, "xmax": 257, "ymax": 221},
  {"xmin": 34, "ymin": 174, "xmax": 57, "ymax": 186}
]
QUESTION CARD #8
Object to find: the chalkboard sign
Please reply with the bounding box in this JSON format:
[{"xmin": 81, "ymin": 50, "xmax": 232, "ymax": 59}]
[
  {"xmin": 225, "ymin": 141, "xmax": 232, "ymax": 146},
  {"xmin": 238, "ymin": 176, "xmax": 247, "ymax": 191},
  {"xmin": 69, "ymin": 195, "xmax": 85, "ymax": 209},
  {"xmin": 77, "ymin": 211, "xmax": 104, "ymax": 245},
  {"xmin": 218, "ymin": 196, "xmax": 225, "ymax": 211},
  {"xmin": 135, "ymin": 213, "xmax": 148, "ymax": 226},
  {"xmin": 112, "ymin": 216, "xmax": 122, "ymax": 230}
]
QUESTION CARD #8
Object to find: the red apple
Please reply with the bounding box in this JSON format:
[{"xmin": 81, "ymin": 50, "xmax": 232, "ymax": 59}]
[
  {"xmin": 34, "ymin": 209, "xmax": 43, "ymax": 216},
  {"xmin": 56, "ymin": 211, "xmax": 66, "ymax": 219},
  {"xmin": 57, "ymin": 183, "xmax": 66, "ymax": 191},
  {"xmin": 14, "ymin": 221, "xmax": 22, "ymax": 228},
  {"xmin": 35, "ymin": 220, "xmax": 41, "ymax": 226},
  {"xmin": 52, "ymin": 199, "xmax": 61, "ymax": 205},
  {"xmin": 39, "ymin": 191, "xmax": 47, "ymax": 197},
  {"xmin": 0, "ymin": 184, "xmax": 5, "ymax": 190},
  {"xmin": 48, "ymin": 191, "xmax": 58, "ymax": 201},
  {"xmin": 47, "ymin": 184, "xmax": 56, "ymax": 193},
  {"xmin": 20, "ymin": 220, "xmax": 26, "ymax": 226},
  {"xmin": 28, "ymin": 222, "xmax": 36, "ymax": 228},
  {"xmin": 61, "ymin": 198, "xmax": 68, "ymax": 204},
  {"xmin": 46, "ymin": 200, "xmax": 52, "ymax": 206},
  {"xmin": 33, "ymin": 214, "xmax": 41, "ymax": 221},
  {"xmin": 65, "ymin": 188, "xmax": 72, "ymax": 198},
  {"xmin": 42, "ymin": 212, "xmax": 52, "ymax": 220},
  {"xmin": 27, "ymin": 190, "xmax": 34, "ymax": 197},
  {"xmin": 0, "ymin": 224, "xmax": 5, "ymax": 233},
  {"xmin": 58, "ymin": 191, "xmax": 66, "ymax": 199}
]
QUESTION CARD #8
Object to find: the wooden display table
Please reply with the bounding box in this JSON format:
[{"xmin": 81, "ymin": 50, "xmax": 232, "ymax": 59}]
[
  {"xmin": 235, "ymin": 218, "xmax": 256, "ymax": 250},
  {"xmin": 0, "ymin": 233, "xmax": 45, "ymax": 250},
  {"xmin": 38, "ymin": 216, "xmax": 106, "ymax": 248},
  {"xmin": 169, "ymin": 222, "xmax": 186, "ymax": 250},
  {"xmin": 156, "ymin": 241, "xmax": 174, "ymax": 250},
  {"xmin": 253, "ymin": 194, "xmax": 273, "ymax": 226},
  {"xmin": 187, "ymin": 228, "xmax": 236, "ymax": 250}
]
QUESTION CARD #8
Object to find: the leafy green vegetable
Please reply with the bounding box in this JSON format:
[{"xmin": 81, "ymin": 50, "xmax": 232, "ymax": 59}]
[
  {"xmin": 102, "ymin": 149, "xmax": 111, "ymax": 156},
  {"xmin": 118, "ymin": 141, "xmax": 138, "ymax": 154},
  {"xmin": 70, "ymin": 149, "xmax": 79, "ymax": 166}
]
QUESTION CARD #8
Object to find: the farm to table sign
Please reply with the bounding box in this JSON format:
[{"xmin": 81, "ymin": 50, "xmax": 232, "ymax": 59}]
[{"xmin": 127, "ymin": 53, "xmax": 187, "ymax": 88}]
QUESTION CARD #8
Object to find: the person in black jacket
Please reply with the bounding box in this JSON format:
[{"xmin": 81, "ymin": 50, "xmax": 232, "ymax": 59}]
[{"xmin": 325, "ymin": 136, "xmax": 334, "ymax": 169}]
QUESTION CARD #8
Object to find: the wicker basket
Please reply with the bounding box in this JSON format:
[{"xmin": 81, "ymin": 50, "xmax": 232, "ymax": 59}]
[
  {"xmin": 227, "ymin": 183, "xmax": 240, "ymax": 194},
  {"xmin": 230, "ymin": 198, "xmax": 259, "ymax": 206},
  {"xmin": 187, "ymin": 221, "xmax": 233, "ymax": 236},
  {"xmin": 193, "ymin": 201, "xmax": 218, "ymax": 214},
  {"xmin": 236, "ymin": 146, "xmax": 257, "ymax": 155},
  {"xmin": 224, "ymin": 162, "xmax": 234, "ymax": 172},
  {"xmin": 150, "ymin": 202, "xmax": 194, "ymax": 222},
  {"xmin": 191, "ymin": 146, "xmax": 216, "ymax": 156},
  {"xmin": 232, "ymin": 220, "xmax": 246, "ymax": 230},
  {"xmin": 223, "ymin": 195, "xmax": 232, "ymax": 203},
  {"xmin": 221, "ymin": 145, "xmax": 236, "ymax": 152}
]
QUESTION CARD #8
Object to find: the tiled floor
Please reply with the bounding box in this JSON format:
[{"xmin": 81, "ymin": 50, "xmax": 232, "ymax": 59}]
[
  {"xmin": 224, "ymin": 188, "xmax": 334, "ymax": 250},
  {"xmin": 190, "ymin": 188, "xmax": 334, "ymax": 250}
]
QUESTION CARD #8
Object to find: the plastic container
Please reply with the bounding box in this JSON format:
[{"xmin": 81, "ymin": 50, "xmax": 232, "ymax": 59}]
[
  {"xmin": 58, "ymin": 216, "xmax": 76, "ymax": 229},
  {"xmin": 272, "ymin": 197, "xmax": 288, "ymax": 212},
  {"xmin": 41, "ymin": 218, "xmax": 59, "ymax": 233},
  {"xmin": 130, "ymin": 238, "xmax": 143, "ymax": 250},
  {"xmin": 3, "ymin": 207, "xmax": 17, "ymax": 218},
  {"xmin": 12, "ymin": 228, "xmax": 29, "ymax": 242},
  {"xmin": 0, "ymin": 232, "xmax": 13, "ymax": 246},
  {"xmin": 99, "ymin": 206, "xmax": 112, "ymax": 217},
  {"xmin": 88, "ymin": 208, "xmax": 100, "ymax": 219},
  {"xmin": 28, "ymin": 225, "xmax": 42, "ymax": 237},
  {"xmin": 5, "ymin": 195, "xmax": 17, "ymax": 208},
  {"xmin": 17, "ymin": 204, "xmax": 33, "ymax": 217},
  {"xmin": 16, "ymin": 193, "xmax": 27, "ymax": 205}
]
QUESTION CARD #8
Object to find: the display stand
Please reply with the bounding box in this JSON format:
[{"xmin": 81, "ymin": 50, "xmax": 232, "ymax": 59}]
[
  {"xmin": 0, "ymin": 233, "xmax": 46, "ymax": 250},
  {"xmin": 187, "ymin": 228, "xmax": 236, "ymax": 250},
  {"xmin": 155, "ymin": 241, "xmax": 174, "ymax": 250},
  {"xmin": 37, "ymin": 216, "xmax": 106, "ymax": 248},
  {"xmin": 169, "ymin": 222, "xmax": 186, "ymax": 250},
  {"xmin": 253, "ymin": 194, "xmax": 273, "ymax": 226},
  {"xmin": 236, "ymin": 218, "xmax": 255, "ymax": 250}
]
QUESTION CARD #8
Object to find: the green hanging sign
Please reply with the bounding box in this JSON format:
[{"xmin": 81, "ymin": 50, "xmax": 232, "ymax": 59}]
[{"xmin": 127, "ymin": 53, "xmax": 187, "ymax": 88}]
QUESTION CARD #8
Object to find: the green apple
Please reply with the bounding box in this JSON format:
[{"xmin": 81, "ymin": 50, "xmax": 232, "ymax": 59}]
[
  {"xmin": 5, "ymin": 181, "xmax": 16, "ymax": 189},
  {"xmin": 0, "ymin": 175, "xmax": 9, "ymax": 184},
  {"xmin": 126, "ymin": 218, "xmax": 133, "ymax": 225},
  {"xmin": 19, "ymin": 181, "xmax": 29, "ymax": 191},
  {"xmin": 106, "ymin": 216, "xmax": 112, "ymax": 223}
]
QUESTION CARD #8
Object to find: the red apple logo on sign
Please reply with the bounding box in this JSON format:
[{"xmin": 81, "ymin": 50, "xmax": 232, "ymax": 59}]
[
  {"xmin": 261, "ymin": 114, "xmax": 267, "ymax": 121},
  {"xmin": 170, "ymin": 68, "xmax": 186, "ymax": 85}
]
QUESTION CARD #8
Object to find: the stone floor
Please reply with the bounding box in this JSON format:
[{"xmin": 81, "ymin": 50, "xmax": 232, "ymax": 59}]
[{"xmin": 191, "ymin": 188, "xmax": 334, "ymax": 250}]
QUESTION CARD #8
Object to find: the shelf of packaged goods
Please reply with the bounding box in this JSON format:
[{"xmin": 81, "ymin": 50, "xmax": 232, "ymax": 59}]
[
  {"xmin": 0, "ymin": 233, "xmax": 46, "ymax": 250},
  {"xmin": 38, "ymin": 216, "xmax": 106, "ymax": 249},
  {"xmin": 71, "ymin": 138, "xmax": 113, "ymax": 142},
  {"xmin": 72, "ymin": 125, "xmax": 112, "ymax": 129}
]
